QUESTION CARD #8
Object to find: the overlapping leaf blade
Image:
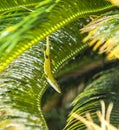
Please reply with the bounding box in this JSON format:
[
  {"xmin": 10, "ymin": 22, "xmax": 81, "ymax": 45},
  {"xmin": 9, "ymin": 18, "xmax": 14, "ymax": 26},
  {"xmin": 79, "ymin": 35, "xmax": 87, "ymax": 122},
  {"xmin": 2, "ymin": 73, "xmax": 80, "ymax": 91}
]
[
  {"xmin": 81, "ymin": 10, "xmax": 119, "ymax": 60},
  {"xmin": 65, "ymin": 64, "xmax": 119, "ymax": 130},
  {"xmin": 0, "ymin": 19, "xmax": 90, "ymax": 130},
  {"xmin": 0, "ymin": 0, "xmax": 113, "ymax": 72}
]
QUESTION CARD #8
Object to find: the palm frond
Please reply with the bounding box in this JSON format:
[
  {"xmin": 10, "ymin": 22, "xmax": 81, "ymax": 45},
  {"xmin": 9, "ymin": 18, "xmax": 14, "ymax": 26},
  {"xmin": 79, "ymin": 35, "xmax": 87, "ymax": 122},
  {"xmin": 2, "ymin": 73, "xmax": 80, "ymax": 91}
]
[
  {"xmin": 0, "ymin": 43, "xmax": 48, "ymax": 130},
  {"xmin": 65, "ymin": 64, "xmax": 119, "ymax": 130},
  {"xmin": 81, "ymin": 10, "xmax": 119, "ymax": 60},
  {"xmin": 72, "ymin": 101, "xmax": 117, "ymax": 130},
  {"xmin": 0, "ymin": 19, "xmax": 89, "ymax": 129},
  {"xmin": 0, "ymin": 0, "xmax": 113, "ymax": 72}
]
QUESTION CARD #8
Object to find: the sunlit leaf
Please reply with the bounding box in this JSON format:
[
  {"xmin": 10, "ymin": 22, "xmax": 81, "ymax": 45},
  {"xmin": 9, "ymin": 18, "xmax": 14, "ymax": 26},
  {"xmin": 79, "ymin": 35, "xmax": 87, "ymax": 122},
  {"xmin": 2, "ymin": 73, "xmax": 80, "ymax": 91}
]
[
  {"xmin": 0, "ymin": 0, "xmax": 113, "ymax": 72},
  {"xmin": 81, "ymin": 10, "xmax": 119, "ymax": 59}
]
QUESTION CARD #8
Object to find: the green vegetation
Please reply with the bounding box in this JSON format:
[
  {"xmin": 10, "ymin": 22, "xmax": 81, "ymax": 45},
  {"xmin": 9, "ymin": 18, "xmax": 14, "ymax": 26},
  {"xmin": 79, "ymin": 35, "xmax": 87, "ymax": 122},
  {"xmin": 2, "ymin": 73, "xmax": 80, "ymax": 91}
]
[{"xmin": 0, "ymin": 0, "xmax": 119, "ymax": 130}]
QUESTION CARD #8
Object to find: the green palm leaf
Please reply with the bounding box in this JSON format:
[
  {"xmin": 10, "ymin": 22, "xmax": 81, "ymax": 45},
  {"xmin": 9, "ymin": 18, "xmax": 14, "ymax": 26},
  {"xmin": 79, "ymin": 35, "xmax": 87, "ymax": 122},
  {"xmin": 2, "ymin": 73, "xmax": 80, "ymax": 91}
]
[
  {"xmin": 81, "ymin": 10, "xmax": 119, "ymax": 60},
  {"xmin": 0, "ymin": 19, "xmax": 89, "ymax": 129},
  {"xmin": 65, "ymin": 64, "xmax": 119, "ymax": 130},
  {"xmin": 0, "ymin": 0, "xmax": 113, "ymax": 72}
]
